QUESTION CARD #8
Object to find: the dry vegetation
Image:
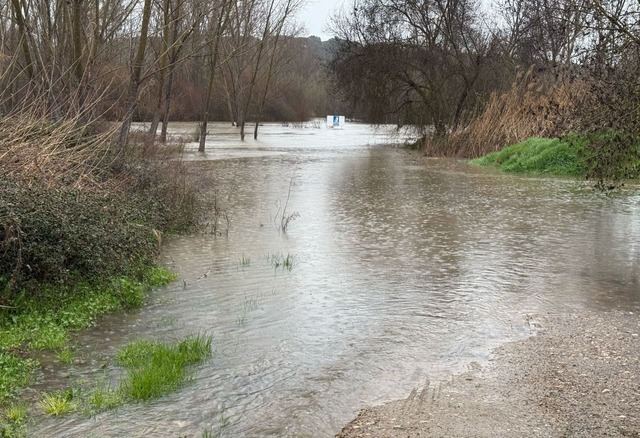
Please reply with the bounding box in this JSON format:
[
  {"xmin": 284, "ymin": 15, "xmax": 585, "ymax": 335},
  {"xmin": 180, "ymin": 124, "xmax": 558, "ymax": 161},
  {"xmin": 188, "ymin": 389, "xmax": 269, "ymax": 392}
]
[{"xmin": 425, "ymin": 68, "xmax": 589, "ymax": 158}]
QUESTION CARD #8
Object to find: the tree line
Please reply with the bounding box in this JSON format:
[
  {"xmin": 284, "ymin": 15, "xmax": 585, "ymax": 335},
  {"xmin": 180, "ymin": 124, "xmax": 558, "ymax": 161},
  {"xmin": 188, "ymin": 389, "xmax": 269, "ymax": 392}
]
[
  {"xmin": 330, "ymin": 0, "xmax": 640, "ymax": 147},
  {"xmin": 0, "ymin": 0, "xmax": 344, "ymax": 156}
]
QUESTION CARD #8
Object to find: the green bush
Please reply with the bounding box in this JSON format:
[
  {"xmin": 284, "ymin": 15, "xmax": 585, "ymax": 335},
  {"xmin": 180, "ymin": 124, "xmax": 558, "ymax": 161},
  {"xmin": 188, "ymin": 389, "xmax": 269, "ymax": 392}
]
[{"xmin": 0, "ymin": 178, "xmax": 161, "ymax": 297}]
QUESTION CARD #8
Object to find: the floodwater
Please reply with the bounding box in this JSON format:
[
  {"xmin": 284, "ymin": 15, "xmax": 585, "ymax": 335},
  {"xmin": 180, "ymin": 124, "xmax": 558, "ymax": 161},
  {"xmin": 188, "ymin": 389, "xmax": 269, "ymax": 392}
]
[{"xmin": 32, "ymin": 121, "xmax": 640, "ymax": 437}]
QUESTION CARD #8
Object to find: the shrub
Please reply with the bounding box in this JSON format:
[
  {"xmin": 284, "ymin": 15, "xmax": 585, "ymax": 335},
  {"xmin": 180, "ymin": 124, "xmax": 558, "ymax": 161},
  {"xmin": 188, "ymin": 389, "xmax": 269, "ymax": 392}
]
[
  {"xmin": 579, "ymin": 131, "xmax": 640, "ymax": 188},
  {"xmin": 0, "ymin": 178, "xmax": 160, "ymax": 297}
]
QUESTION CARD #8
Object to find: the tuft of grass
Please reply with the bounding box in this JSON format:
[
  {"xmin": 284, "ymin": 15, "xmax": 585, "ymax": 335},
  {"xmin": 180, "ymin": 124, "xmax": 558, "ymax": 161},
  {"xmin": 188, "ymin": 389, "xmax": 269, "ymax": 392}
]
[
  {"xmin": 1, "ymin": 403, "xmax": 28, "ymax": 437},
  {"xmin": 472, "ymin": 137, "xmax": 586, "ymax": 177},
  {"xmin": 87, "ymin": 386, "xmax": 124, "ymax": 412},
  {"xmin": 239, "ymin": 255, "xmax": 251, "ymax": 266},
  {"xmin": 4, "ymin": 404, "xmax": 27, "ymax": 424},
  {"xmin": 57, "ymin": 348, "xmax": 74, "ymax": 365},
  {"xmin": 0, "ymin": 265, "xmax": 176, "ymax": 401},
  {"xmin": 268, "ymin": 253, "xmax": 295, "ymax": 271},
  {"xmin": 117, "ymin": 335, "xmax": 211, "ymax": 401},
  {"xmin": 39, "ymin": 390, "xmax": 77, "ymax": 416}
]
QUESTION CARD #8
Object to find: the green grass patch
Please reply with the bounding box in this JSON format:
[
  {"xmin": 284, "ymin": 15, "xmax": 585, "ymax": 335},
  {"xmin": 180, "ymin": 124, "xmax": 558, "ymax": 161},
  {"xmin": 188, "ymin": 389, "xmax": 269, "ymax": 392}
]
[
  {"xmin": 39, "ymin": 389, "xmax": 77, "ymax": 416},
  {"xmin": 87, "ymin": 386, "xmax": 124, "ymax": 412},
  {"xmin": 473, "ymin": 133, "xmax": 640, "ymax": 183},
  {"xmin": 472, "ymin": 137, "xmax": 587, "ymax": 176},
  {"xmin": 33, "ymin": 335, "xmax": 211, "ymax": 417},
  {"xmin": 0, "ymin": 266, "xmax": 176, "ymax": 402},
  {"xmin": 56, "ymin": 348, "xmax": 74, "ymax": 365},
  {"xmin": 0, "ymin": 353, "xmax": 36, "ymax": 404},
  {"xmin": 1, "ymin": 403, "xmax": 28, "ymax": 437},
  {"xmin": 117, "ymin": 335, "xmax": 211, "ymax": 401}
]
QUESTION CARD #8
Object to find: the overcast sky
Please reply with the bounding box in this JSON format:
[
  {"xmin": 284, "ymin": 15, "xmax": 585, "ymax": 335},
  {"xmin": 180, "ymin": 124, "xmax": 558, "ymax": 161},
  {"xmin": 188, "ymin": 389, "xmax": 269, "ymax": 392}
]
[{"xmin": 298, "ymin": 0, "xmax": 346, "ymax": 40}]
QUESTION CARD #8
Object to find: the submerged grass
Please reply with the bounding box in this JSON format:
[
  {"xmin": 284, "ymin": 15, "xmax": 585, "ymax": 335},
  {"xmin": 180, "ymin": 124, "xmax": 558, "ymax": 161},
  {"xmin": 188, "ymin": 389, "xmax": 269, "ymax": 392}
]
[
  {"xmin": 28, "ymin": 335, "xmax": 211, "ymax": 419},
  {"xmin": 267, "ymin": 253, "xmax": 295, "ymax": 271},
  {"xmin": 87, "ymin": 386, "xmax": 124, "ymax": 412},
  {"xmin": 116, "ymin": 335, "xmax": 212, "ymax": 402},
  {"xmin": 0, "ymin": 266, "xmax": 176, "ymax": 403}
]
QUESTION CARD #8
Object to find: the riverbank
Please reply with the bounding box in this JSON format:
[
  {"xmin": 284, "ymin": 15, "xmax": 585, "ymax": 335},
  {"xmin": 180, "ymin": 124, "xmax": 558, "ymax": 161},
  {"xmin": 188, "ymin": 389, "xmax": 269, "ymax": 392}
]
[
  {"xmin": 470, "ymin": 134, "xmax": 640, "ymax": 188},
  {"xmin": 338, "ymin": 309, "xmax": 640, "ymax": 437}
]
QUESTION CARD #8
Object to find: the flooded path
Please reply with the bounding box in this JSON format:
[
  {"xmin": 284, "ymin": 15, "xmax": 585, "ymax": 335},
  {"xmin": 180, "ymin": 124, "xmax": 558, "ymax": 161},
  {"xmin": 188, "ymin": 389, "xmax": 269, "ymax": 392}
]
[{"xmin": 32, "ymin": 121, "xmax": 640, "ymax": 437}]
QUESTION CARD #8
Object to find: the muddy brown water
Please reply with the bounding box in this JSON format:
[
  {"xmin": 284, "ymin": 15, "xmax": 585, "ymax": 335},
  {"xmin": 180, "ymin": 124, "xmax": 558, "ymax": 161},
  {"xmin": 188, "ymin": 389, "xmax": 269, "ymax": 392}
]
[{"xmin": 30, "ymin": 121, "xmax": 640, "ymax": 437}]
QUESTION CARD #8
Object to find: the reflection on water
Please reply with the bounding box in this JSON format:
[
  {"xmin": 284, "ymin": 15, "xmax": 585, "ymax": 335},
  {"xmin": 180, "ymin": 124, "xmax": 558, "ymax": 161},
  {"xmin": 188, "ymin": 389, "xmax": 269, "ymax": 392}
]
[{"xmin": 32, "ymin": 122, "xmax": 640, "ymax": 437}]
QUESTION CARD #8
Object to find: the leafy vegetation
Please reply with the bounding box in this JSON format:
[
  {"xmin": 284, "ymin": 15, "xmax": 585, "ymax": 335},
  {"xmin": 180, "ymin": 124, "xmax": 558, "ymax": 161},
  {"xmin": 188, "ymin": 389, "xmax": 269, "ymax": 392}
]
[
  {"xmin": 0, "ymin": 354, "xmax": 34, "ymax": 405},
  {"xmin": 1, "ymin": 403, "xmax": 28, "ymax": 437},
  {"xmin": 0, "ymin": 266, "xmax": 175, "ymax": 403},
  {"xmin": 472, "ymin": 134, "xmax": 640, "ymax": 184},
  {"xmin": 0, "ymin": 177, "xmax": 165, "ymax": 296}
]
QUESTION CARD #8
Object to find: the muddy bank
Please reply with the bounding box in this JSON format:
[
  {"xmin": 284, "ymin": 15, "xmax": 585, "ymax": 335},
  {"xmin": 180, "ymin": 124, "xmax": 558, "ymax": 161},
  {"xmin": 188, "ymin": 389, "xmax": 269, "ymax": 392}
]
[{"xmin": 338, "ymin": 310, "xmax": 640, "ymax": 437}]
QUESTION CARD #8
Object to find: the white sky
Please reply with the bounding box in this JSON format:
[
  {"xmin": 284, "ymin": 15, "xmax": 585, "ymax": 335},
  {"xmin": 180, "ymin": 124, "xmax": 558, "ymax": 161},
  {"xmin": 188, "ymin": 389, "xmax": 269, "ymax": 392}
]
[{"xmin": 298, "ymin": 0, "xmax": 347, "ymax": 40}]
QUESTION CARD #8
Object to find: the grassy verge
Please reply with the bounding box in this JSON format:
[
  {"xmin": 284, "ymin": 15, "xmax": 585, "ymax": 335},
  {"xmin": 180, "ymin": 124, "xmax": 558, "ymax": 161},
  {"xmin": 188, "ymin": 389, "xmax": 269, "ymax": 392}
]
[
  {"xmin": 471, "ymin": 137, "xmax": 587, "ymax": 176},
  {"xmin": 0, "ymin": 266, "xmax": 176, "ymax": 405},
  {"xmin": 472, "ymin": 134, "xmax": 640, "ymax": 183}
]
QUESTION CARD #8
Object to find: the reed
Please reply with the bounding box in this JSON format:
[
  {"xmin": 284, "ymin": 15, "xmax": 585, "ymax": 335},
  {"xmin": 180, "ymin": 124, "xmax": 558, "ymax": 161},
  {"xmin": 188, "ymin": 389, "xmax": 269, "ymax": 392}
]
[{"xmin": 424, "ymin": 68, "xmax": 588, "ymax": 158}]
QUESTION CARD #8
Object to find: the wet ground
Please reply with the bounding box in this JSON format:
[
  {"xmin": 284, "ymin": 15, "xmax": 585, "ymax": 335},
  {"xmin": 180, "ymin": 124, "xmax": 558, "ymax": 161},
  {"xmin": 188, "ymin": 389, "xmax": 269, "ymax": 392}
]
[
  {"xmin": 30, "ymin": 121, "xmax": 640, "ymax": 437},
  {"xmin": 338, "ymin": 310, "xmax": 640, "ymax": 437}
]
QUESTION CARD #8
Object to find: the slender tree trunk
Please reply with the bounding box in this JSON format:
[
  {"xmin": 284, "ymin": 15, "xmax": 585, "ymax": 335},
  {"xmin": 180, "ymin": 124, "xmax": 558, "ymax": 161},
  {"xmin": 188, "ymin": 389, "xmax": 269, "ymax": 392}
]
[
  {"xmin": 149, "ymin": 0, "xmax": 171, "ymax": 137},
  {"xmin": 71, "ymin": 0, "xmax": 84, "ymax": 82},
  {"xmin": 199, "ymin": 72, "xmax": 216, "ymax": 152},
  {"xmin": 10, "ymin": 0, "xmax": 33, "ymax": 80},
  {"xmin": 199, "ymin": 0, "xmax": 231, "ymax": 151},
  {"xmin": 159, "ymin": 64, "xmax": 176, "ymax": 143},
  {"xmin": 116, "ymin": 0, "xmax": 153, "ymax": 159},
  {"xmin": 240, "ymin": 0, "xmax": 276, "ymax": 141},
  {"xmin": 254, "ymin": 2, "xmax": 290, "ymax": 140},
  {"xmin": 199, "ymin": 41, "xmax": 223, "ymax": 151}
]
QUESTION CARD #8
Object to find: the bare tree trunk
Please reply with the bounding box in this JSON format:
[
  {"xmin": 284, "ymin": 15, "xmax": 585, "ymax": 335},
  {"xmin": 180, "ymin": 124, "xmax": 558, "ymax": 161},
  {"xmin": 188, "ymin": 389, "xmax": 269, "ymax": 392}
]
[
  {"xmin": 159, "ymin": 65, "xmax": 176, "ymax": 143},
  {"xmin": 199, "ymin": 4, "xmax": 229, "ymax": 152},
  {"xmin": 149, "ymin": 0, "xmax": 171, "ymax": 137},
  {"xmin": 254, "ymin": 0, "xmax": 292, "ymax": 140},
  {"xmin": 116, "ymin": 0, "xmax": 153, "ymax": 159},
  {"xmin": 240, "ymin": 0, "xmax": 276, "ymax": 141},
  {"xmin": 10, "ymin": 0, "xmax": 33, "ymax": 80},
  {"xmin": 71, "ymin": 0, "xmax": 84, "ymax": 82}
]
